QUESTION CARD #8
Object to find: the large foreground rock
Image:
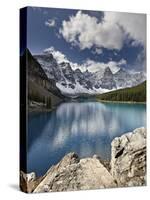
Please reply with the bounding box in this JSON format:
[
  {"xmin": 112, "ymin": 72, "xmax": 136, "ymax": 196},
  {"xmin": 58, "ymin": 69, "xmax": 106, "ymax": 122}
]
[
  {"xmin": 20, "ymin": 127, "xmax": 146, "ymax": 193},
  {"xmin": 33, "ymin": 152, "xmax": 117, "ymax": 193},
  {"xmin": 111, "ymin": 127, "xmax": 146, "ymax": 187}
]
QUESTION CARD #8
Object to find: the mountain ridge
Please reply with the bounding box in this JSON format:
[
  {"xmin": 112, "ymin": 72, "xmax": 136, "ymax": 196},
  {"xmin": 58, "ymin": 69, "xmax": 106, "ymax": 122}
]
[{"xmin": 34, "ymin": 52, "xmax": 146, "ymax": 98}]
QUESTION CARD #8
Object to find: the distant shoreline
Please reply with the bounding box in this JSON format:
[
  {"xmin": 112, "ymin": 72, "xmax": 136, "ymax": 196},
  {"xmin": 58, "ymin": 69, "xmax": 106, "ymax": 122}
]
[
  {"xmin": 28, "ymin": 106, "xmax": 54, "ymax": 113},
  {"xmin": 28, "ymin": 101, "xmax": 60, "ymax": 113},
  {"xmin": 27, "ymin": 99, "xmax": 146, "ymax": 114},
  {"xmin": 96, "ymin": 99, "xmax": 146, "ymax": 104}
]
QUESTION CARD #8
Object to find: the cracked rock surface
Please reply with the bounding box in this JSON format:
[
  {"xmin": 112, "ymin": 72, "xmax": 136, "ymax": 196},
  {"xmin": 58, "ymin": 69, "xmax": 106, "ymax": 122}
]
[
  {"xmin": 33, "ymin": 152, "xmax": 117, "ymax": 193},
  {"xmin": 111, "ymin": 127, "xmax": 146, "ymax": 187}
]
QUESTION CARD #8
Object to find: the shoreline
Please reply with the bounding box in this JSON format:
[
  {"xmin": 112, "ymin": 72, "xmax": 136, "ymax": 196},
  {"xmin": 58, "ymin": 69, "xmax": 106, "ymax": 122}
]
[
  {"xmin": 28, "ymin": 107, "xmax": 53, "ymax": 113},
  {"xmin": 28, "ymin": 104, "xmax": 59, "ymax": 113},
  {"xmin": 96, "ymin": 99, "xmax": 146, "ymax": 104},
  {"xmin": 28, "ymin": 99, "xmax": 146, "ymax": 114}
]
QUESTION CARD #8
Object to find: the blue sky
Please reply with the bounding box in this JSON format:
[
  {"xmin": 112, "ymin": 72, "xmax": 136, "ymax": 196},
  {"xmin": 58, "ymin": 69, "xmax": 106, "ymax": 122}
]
[{"xmin": 26, "ymin": 7, "xmax": 146, "ymax": 73}]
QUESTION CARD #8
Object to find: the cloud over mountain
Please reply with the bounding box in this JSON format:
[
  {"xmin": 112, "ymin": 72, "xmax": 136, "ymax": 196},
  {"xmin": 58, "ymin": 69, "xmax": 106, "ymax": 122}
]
[
  {"xmin": 44, "ymin": 47, "xmax": 69, "ymax": 63},
  {"xmin": 84, "ymin": 59, "xmax": 126, "ymax": 73},
  {"xmin": 44, "ymin": 46, "xmax": 126, "ymax": 74},
  {"xmin": 59, "ymin": 11, "xmax": 146, "ymax": 51}
]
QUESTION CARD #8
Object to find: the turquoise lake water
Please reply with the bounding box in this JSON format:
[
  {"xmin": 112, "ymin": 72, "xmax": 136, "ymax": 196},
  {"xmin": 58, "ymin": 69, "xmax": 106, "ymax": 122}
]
[{"xmin": 27, "ymin": 101, "xmax": 146, "ymax": 176}]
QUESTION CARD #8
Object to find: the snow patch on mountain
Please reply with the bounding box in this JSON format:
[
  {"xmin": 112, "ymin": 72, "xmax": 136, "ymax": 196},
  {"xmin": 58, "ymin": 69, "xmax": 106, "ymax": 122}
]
[
  {"xmin": 34, "ymin": 53, "xmax": 146, "ymax": 98},
  {"xmin": 56, "ymin": 82, "xmax": 111, "ymax": 98}
]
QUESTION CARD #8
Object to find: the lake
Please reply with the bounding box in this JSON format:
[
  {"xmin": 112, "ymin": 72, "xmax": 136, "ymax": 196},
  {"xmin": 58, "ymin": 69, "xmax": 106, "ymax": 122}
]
[{"xmin": 27, "ymin": 101, "xmax": 146, "ymax": 177}]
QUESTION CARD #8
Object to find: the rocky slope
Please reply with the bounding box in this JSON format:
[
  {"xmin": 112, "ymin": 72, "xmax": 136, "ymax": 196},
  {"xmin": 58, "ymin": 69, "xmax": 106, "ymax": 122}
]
[
  {"xmin": 34, "ymin": 52, "xmax": 146, "ymax": 97},
  {"xmin": 20, "ymin": 127, "xmax": 146, "ymax": 193},
  {"xmin": 21, "ymin": 49, "xmax": 64, "ymax": 110}
]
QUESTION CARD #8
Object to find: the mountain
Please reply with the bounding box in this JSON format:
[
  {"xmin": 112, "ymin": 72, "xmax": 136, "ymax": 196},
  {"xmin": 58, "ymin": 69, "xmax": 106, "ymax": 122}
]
[
  {"xmin": 20, "ymin": 49, "xmax": 64, "ymax": 110},
  {"xmin": 35, "ymin": 53, "xmax": 94, "ymax": 97},
  {"xmin": 114, "ymin": 68, "xmax": 131, "ymax": 88},
  {"xmin": 59, "ymin": 62, "xmax": 76, "ymax": 87},
  {"xmin": 34, "ymin": 53, "xmax": 64, "ymax": 82},
  {"xmin": 100, "ymin": 67, "xmax": 116, "ymax": 90},
  {"xmin": 114, "ymin": 68, "xmax": 145, "ymax": 89},
  {"xmin": 34, "ymin": 52, "xmax": 146, "ymax": 98},
  {"xmin": 96, "ymin": 81, "xmax": 146, "ymax": 102}
]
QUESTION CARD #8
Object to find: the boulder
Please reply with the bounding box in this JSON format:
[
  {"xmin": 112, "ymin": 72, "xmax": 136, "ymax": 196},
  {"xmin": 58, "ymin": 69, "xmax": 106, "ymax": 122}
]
[
  {"xmin": 20, "ymin": 127, "xmax": 146, "ymax": 193},
  {"xmin": 33, "ymin": 152, "xmax": 117, "ymax": 193},
  {"xmin": 111, "ymin": 127, "xmax": 146, "ymax": 187}
]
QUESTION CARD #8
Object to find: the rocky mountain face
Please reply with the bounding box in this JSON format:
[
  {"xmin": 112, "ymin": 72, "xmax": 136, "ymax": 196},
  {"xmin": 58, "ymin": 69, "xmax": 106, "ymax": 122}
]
[
  {"xmin": 20, "ymin": 127, "xmax": 146, "ymax": 193},
  {"xmin": 114, "ymin": 68, "xmax": 131, "ymax": 88},
  {"xmin": 100, "ymin": 67, "xmax": 116, "ymax": 90},
  {"xmin": 35, "ymin": 54, "xmax": 94, "ymax": 92},
  {"xmin": 34, "ymin": 53, "xmax": 63, "ymax": 82},
  {"xmin": 114, "ymin": 68, "xmax": 145, "ymax": 88},
  {"xmin": 21, "ymin": 49, "xmax": 64, "ymax": 110},
  {"xmin": 59, "ymin": 62, "xmax": 76, "ymax": 88},
  {"xmin": 34, "ymin": 53, "xmax": 146, "ymax": 97}
]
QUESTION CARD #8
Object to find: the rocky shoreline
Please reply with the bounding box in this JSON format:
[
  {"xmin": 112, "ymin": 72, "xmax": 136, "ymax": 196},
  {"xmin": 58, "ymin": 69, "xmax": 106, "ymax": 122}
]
[{"xmin": 20, "ymin": 127, "xmax": 146, "ymax": 193}]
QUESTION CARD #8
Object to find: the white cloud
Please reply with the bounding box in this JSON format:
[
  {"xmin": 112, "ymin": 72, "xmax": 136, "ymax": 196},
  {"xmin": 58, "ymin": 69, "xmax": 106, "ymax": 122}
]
[
  {"xmin": 104, "ymin": 12, "xmax": 146, "ymax": 47},
  {"xmin": 118, "ymin": 58, "xmax": 127, "ymax": 65},
  {"xmin": 92, "ymin": 48, "xmax": 103, "ymax": 55},
  {"xmin": 132, "ymin": 48, "xmax": 146, "ymax": 72},
  {"xmin": 45, "ymin": 19, "xmax": 56, "ymax": 27},
  {"xmin": 44, "ymin": 47, "xmax": 69, "ymax": 64},
  {"xmin": 59, "ymin": 11, "xmax": 146, "ymax": 51},
  {"xmin": 59, "ymin": 11, "xmax": 124, "ymax": 50},
  {"xmin": 83, "ymin": 59, "xmax": 126, "ymax": 74},
  {"xmin": 71, "ymin": 58, "xmax": 125, "ymax": 75}
]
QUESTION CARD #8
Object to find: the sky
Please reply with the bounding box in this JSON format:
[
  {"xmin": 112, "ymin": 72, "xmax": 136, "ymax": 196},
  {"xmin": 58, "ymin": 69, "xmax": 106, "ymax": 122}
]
[{"xmin": 26, "ymin": 7, "xmax": 146, "ymax": 73}]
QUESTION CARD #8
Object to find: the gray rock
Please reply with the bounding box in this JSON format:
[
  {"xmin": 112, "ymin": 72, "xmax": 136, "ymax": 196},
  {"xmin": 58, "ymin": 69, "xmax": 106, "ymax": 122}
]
[
  {"xmin": 20, "ymin": 171, "xmax": 40, "ymax": 193},
  {"xmin": 33, "ymin": 152, "xmax": 117, "ymax": 193},
  {"xmin": 21, "ymin": 127, "xmax": 146, "ymax": 193},
  {"xmin": 111, "ymin": 127, "xmax": 146, "ymax": 187},
  {"xmin": 20, "ymin": 171, "xmax": 36, "ymax": 183},
  {"xmin": 100, "ymin": 67, "xmax": 116, "ymax": 90},
  {"xmin": 26, "ymin": 172, "xmax": 36, "ymax": 182}
]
